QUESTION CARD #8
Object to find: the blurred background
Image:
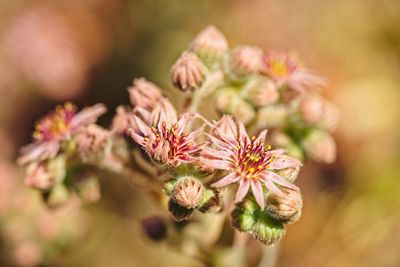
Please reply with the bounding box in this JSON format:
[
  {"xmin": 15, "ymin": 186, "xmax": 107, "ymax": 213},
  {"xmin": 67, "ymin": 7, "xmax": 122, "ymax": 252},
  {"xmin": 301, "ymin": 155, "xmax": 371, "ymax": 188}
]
[{"xmin": 0, "ymin": 0, "xmax": 399, "ymax": 266}]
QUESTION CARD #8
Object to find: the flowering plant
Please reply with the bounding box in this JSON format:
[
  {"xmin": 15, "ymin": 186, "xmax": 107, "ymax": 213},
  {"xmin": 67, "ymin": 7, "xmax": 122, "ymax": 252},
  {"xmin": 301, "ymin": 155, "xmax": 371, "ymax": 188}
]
[{"xmin": 18, "ymin": 25, "xmax": 338, "ymax": 266}]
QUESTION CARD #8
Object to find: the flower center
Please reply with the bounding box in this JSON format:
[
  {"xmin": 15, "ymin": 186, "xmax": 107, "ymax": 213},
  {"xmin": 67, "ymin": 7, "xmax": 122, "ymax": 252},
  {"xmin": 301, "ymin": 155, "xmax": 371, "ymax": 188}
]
[
  {"xmin": 147, "ymin": 121, "xmax": 190, "ymax": 159},
  {"xmin": 33, "ymin": 103, "xmax": 76, "ymax": 141},
  {"xmin": 236, "ymin": 136, "xmax": 274, "ymax": 180}
]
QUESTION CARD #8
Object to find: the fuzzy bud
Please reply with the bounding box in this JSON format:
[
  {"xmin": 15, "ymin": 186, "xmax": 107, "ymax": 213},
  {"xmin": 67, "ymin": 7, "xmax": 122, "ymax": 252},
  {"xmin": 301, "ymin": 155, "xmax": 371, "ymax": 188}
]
[
  {"xmin": 215, "ymin": 88, "xmax": 255, "ymax": 125},
  {"xmin": 128, "ymin": 78, "xmax": 163, "ymax": 109},
  {"xmin": 273, "ymin": 155, "xmax": 302, "ymax": 183},
  {"xmin": 75, "ymin": 174, "xmax": 101, "ymax": 204},
  {"xmin": 231, "ymin": 197, "xmax": 285, "ymax": 246},
  {"xmin": 141, "ymin": 216, "xmax": 168, "ymax": 241},
  {"xmin": 251, "ymin": 213, "xmax": 286, "ymax": 246},
  {"xmin": 302, "ymin": 130, "xmax": 336, "ymax": 163},
  {"xmin": 171, "ymin": 52, "xmax": 206, "ymax": 91},
  {"xmin": 190, "ymin": 25, "xmax": 228, "ymax": 64},
  {"xmin": 298, "ymin": 96, "xmax": 325, "ymax": 125},
  {"xmin": 168, "ymin": 199, "xmax": 194, "ymax": 221},
  {"xmin": 228, "ymin": 46, "xmax": 263, "ymax": 75},
  {"xmin": 172, "ymin": 176, "xmax": 205, "ymax": 208},
  {"xmin": 197, "ymin": 188, "xmax": 222, "ymax": 213},
  {"xmin": 25, "ymin": 161, "xmax": 54, "ymax": 190},
  {"xmin": 266, "ymin": 187, "xmax": 303, "ymax": 224},
  {"xmin": 75, "ymin": 125, "xmax": 109, "ymax": 163},
  {"xmin": 245, "ymin": 78, "xmax": 279, "ymax": 107},
  {"xmin": 256, "ymin": 104, "xmax": 287, "ymax": 129}
]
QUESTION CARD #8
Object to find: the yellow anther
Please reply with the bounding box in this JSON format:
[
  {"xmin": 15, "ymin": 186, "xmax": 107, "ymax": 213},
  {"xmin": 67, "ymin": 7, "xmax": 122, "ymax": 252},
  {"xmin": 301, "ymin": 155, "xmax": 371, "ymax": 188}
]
[
  {"xmin": 251, "ymin": 136, "xmax": 256, "ymax": 141},
  {"xmin": 249, "ymin": 167, "xmax": 255, "ymax": 173}
]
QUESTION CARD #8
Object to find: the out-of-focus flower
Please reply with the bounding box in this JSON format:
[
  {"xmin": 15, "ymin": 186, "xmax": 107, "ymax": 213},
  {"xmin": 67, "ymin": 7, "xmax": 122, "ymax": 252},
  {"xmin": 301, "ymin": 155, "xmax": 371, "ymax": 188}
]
[
  {"xmin": 5, "ymin": 6, "xmax": 88, "ymax": 100},
  {"xmin": 189, "ymin": 25, "xmax": 228, "ymax": 64},
  {"xmin": 75, "ymin": 124, "xmax": 110, "ymax": 163},
  {"xmin": 128, "ymin": 99, "xmax": 204, "ymax": 166},
  {"xmin": 171, "ymin": 52, "xmax": 206, "ymax": 91},
  {"xmin": 215, "ymin": 89, "xmax": 255, "ymax": 125},
  {"xmin": 75, "ymin": 174, "xmax": 101, "ymax": 203},
  {"xmin": 111, "ymin": 106, "xmax": 134, "ymax": 135},
  {"xmin": 25, "ymin": 161, "xmax": 54, "ymax": 190},
  {"xmin": 128, "ymin": 78, "xmax": 163, "ymax": 110},
  {"xmin": 261, "ymin": 51, "xmax": 326, "ymax": 93},
  {"xmin": 18, "ymin": 103, "xmax": 106, "ymax": 165},
  {"xmin": 12, "ymin": 240, "xmax": 42, "ymax": 267},
  {"xmin": 228, "ymin": 46, "xmax": 263, "ymax": 75},
  {"xmin": 266, "ymin": 187, "xmax": 303, "ymax": 224},
  {"xmin": 201, "ymin": 116, "xmax": 300, "ymax": 209},
  {"xmin": 244, "ymin": 78, "xmax": 279, "ymax": 107},
  {"xmin": 302, "ymin": 130, "xmax": 336, "ymax": 163}
]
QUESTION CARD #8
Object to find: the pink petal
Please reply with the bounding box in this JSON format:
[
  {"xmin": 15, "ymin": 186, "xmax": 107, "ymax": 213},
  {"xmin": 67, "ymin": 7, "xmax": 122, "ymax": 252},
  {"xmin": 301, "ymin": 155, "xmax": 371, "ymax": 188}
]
[
  {"xmin": 18, "ymin": 141, "xmax": 60, "ymax": 165},
  {"xmin": 235, "ymin": 179, "xmax": 250, "ymax": 203},
  {"xmin": 262, "ymin": 171, "xmax": 297, "ymax": 190},
  {"xmin": 71, "ymin": 104, "xmax": 107, "ymax": 129},
  {"xmin": 127, "ymin": 128, "xmax": 146, "ymax": 146},
  {"xmin": 268, "ymin": 155, "xmax": 302, "ymax": 170},
  {"xmin": 250, "ymin": 180, "xmax": 265, "ymax": 209},
  {"xmin": 133, "ymin": 116, "xmax": 152, "ymax": 136},
  {"xmin": 212, "ymin": 172, "xmax": 240, "ymax": 188},
  {"xmin": 262, "ymin": 178, "xmax": 285, "ymax": 197},
  {"xmin": 254, "ymin": 129, "xmax": 268, "ymax": 145},
  {"xmin": 200, "ymin": 158, "xmax": 231, "ymax": 170}
]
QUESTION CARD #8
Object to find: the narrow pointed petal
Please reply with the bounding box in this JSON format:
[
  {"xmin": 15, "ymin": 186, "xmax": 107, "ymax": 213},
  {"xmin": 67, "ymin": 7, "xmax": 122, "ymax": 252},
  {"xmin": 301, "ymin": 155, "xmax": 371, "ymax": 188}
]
[
  {"xmin": 251, "ymin": 180, "xmax": 265, "ymax": 209},
  {"xmin": 71, "ymin": 104, "xmax": 107, "ymax": 129},
  {"xmin": 127, "ymin": 128, "xmax": 146, "ymax": 145},
  {"xmin": 263, "ymin": 171, "xmax": 297, "ymax": 189},
  {"xmin": 269, "ymin": 155, "xmax": 302, "ymax": 170},
  {"xmin": 235, "ymin": 179, "xmax": 250, "ymax": 203},
  {"xmin": 133, "ymin": 116, "xmax": 152, "ymax": 136},
  {"xmin": 254, "ymin": 129, "xmax": 268, "ymax": 145},
  {"xmin": 212, "ymin": 172, "xmax": 240, "ymax": 188}
]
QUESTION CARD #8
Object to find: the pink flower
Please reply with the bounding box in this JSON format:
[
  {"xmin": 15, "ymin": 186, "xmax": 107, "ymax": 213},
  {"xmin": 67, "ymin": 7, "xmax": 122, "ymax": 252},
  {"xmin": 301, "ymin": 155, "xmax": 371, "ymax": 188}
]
[
  {"xmin": 128, "ymin": 98, "xmax": 204, "ymax": 166},
  {"xmin": 261, "ymin": 51, "xmax": 326, "ymax": 93},
  {"xmin": 18, "ymin": 102, "xmax": 106, "ymax": 165},
  {"xmin": 201, "ymin": 116, "xmax": 301, "ymax": 209},
  {"xmin": 128, "ymin": 78, "xmax": 163, "ymax": 111}
]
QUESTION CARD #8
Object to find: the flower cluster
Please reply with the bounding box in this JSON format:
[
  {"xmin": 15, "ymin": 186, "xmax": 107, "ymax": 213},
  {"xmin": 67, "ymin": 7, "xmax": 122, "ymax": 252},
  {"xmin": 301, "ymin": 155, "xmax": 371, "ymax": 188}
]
[{"xmin": 18, "ymin": 25, "xmax": 338, "ymax": 250}]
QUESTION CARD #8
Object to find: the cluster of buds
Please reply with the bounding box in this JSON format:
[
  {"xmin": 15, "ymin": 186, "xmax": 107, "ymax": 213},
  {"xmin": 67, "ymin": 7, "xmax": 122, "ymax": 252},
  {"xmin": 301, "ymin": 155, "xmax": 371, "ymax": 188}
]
[{"xmin": 18, "ymin": 25, "xmax": 338, "ymax": 251}]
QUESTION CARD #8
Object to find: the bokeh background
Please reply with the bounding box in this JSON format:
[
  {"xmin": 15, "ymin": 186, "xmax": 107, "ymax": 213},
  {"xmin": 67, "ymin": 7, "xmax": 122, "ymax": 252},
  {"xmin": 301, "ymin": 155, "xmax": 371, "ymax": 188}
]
[{"xmin": 0, "ymin": 0, "xmax": 399, "ymax": 266}]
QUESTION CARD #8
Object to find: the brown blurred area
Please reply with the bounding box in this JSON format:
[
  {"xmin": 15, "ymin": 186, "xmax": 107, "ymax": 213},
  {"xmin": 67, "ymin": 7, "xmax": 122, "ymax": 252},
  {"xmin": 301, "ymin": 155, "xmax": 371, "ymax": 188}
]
[{"xmin": 0, "ymin": 0, "xmax": 399, "ymax": 266}]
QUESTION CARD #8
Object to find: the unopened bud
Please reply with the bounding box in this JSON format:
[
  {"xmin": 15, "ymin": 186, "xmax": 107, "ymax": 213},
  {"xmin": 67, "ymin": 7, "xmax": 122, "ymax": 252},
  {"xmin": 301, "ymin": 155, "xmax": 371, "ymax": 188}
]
[
  {"xmin": 298, "ymin": 96, "xmax": 325, "ymax": 125},
  {"xmin": 231, "ymin": 197, "xmax": 259, "ymax": 232},
  {"xmin": 75, "ymin": 174, "xmax": 101, "ymax": 204},
  {"xmin": 25, "ymin": 161, "xmax": 54, "ymax": 190},
  {"xmin": 245, "ymin": 78, "xmax": 279, "ymax": 107},
  {"xmin": 128, "ymin": 78, "xmax": 163, "ymax": 109},
  {"xmin": 168, "ymin": 199, "xmax": 194, "ymax": 221},
  {"xmin": 215, "ymin": 89, "xmax": 255, "ymax": 125},
  {"xmin": 228, "ymin": 46, "xmax": 263, "ymax": 75},
  {"xmin": 172, "ymin": 176, "xmax": 204, "ymax": 209},
  {"xmin": 190, "ymin": 25, "xmax": 228, "ymax": 64},
  {"xmin": 302, "ymin": 130, "xmax": 336, "ymax": 163},
  {"xmin": 75, "ymin": 125, "xmax": 110, "ymax": 163},
  {"xmin": 266, "ymin": 187, "xmax": 303, "ymax": 224},
  {"xmin": 171, "ymin": 52, "xmax": 206, "ymax": 91},
  {"xmin": 197, "ymin": 188, "xmax": 222, "ymax": 213},
  {"xmin": 256, "ymin": 104, "xmax": 287, "ymax": 128},
  {"xmin": 141, "ymin": 216, "xmax": 167, "ymax": 241},
  {"xmin": 251, "ymin": 213, "xmax": 285, "ymax": 246}
]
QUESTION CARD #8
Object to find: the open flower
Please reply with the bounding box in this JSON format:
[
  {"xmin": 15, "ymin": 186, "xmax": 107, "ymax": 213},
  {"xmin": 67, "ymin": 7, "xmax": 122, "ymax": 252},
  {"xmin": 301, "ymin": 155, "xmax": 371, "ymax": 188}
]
[
  {"xmin": 18, "ymin": 102, "xmax": 106, "ymax": 165},
  {"xmin": 128, "ymin": 98, "xmax": 204, "ymax": 166},
  {"xmin": 201, "ymin": 116, "xmax": 301, "ymax": 209},
  {"xmin": 261, "ymin": 51, "xmax": 326, "ymax": 93}
]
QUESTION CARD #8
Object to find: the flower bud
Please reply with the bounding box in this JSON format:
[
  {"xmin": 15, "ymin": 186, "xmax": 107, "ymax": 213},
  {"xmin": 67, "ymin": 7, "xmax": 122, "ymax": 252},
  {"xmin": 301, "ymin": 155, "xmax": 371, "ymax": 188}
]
[
  {"xmin": 251, "ymin": 213, "xmax": 285, "ymax": 246},
  {"xmin": 75, "ymin": 125, "xmax": 110, "ymax": 163},
  {"xmin": 197, "ymin": 188, "xmax": 222, "ymax": 213},
  {"xmin": 190, "ymin": 25, "xmax": 228, "ymax": 64},
  {"xmin": 244, "ymin": 78, "xmax": 279, "ymax": 107},
  {"xmin": 128, "ymin": 78, "xmax": 163, "ymax": 109},
  {"xmin": 141, "ymin": 216, "xmax": 167, "ymax": 241},
  {"xmin": 273, "ymin": 155, "xmax": 302, "ymax": 183},
  {"xmin": 228, "ymin": 46, "xmax": 263, "ymax": 75},
  {"xmin": 302, "ymin": 130, "xmax": 336, "ymax": 163},
  {"xmin": 25, "ymin": 161, "xmax": 54, "ymax": 190},
  {"xmin": 75, "ymin": 174, "xmax": 101, "ymax": 204},
  {"xmin": 168, "ymin": 198, "xmax": 194, "ymax": 221},
  {"xmin": 171, "ymin": 52, "xmax": 206, "ymax": 91},
  {"xmin": 172, "ymin": 176, "xmax": 204, "ymax": 209},
  {"xmin": 255, "ymin": 104, "xmax": 287, "ymax": 129},
  {"xmin": 215, "ymin": 88, "xmax": 255, "ymax": 125},
  {"xmin": 231, "ymin": 197, "xmax": 259, "ymax": 232},
  {"xmin": 297, "ymin": 96, "xmax": 325, "ymax": 125},
  {"xmin": 266, "ymin": 187, "xmax": 303, "ymax": 224}
]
